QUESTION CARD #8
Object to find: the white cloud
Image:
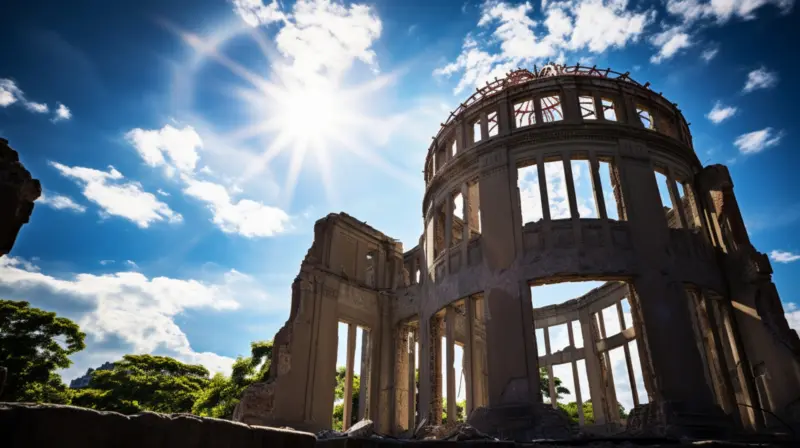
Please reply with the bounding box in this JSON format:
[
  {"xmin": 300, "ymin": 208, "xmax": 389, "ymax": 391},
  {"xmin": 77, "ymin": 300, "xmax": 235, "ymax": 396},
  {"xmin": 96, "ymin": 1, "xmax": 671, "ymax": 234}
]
[
  {"xmin": 157, "ymin": 189, "xmax": 170, "ymax": 197},
  {"xmin": 230, "ymin": 0, "xmax": 286, "ymax": 27},
  {"xmin": 125, "ymin": 260, "xmax": 140, "ymax": 270},
  {"xmin": 183, "ymin": 177, "xmax": 291, "ymax": 238},
  {"xmin": 231, "ymin": 0, "xmax": 382, "ymax": 81},
  {"xmin": 518, "ymin": 160, "xmax": 593, "ymax": 224},
  {"xmin": 435, "ymin": 0, "xmax": 654, "ymax": 94},
  {"xmin": 700, "ymin": 46, "xmax": 718, "ymax": 61},
  {"xmin": 706, "ymin": 101, "xmax": 737, "ymax": 124},
  {"xmin": 0, "ymin": 256, "xmax": 275, "ymax": 377},
  {"xmin": 125, "ymin": 124, "xmax": 292, "ymax": 238},
  {"xmin": 0, "ymin": 79, "xmax": 52, "ymax": 115},
  {"xmin": 125, "ymin": 125, "xmax": 202, "ymax": 176},
  {"xmin": 666, "ymin": 0, "xmax": 794, "ymax": 24},
  {"xmin": 49, "ymin": 161, "xmax": 182, "ymax": 228},
  {"xmin": 37, "ymin": 192, "xmax": 87, "ymax": 213},
  {"xmin": 99, "ymin": 260, "xmax": 115, "ymax": 266},
  {"xmin": 53, "ymin": 102, "xmax": 72, "ymax": 122},
  {"xmin": 649, "ymin": 26, "xmax": 692, "ymax": 63},
  {"xmin": 770, "ymin": 250, "xmax": 800, "ymax": 263},
  {"xmin": 733, "ymin": 128, "xmax": 784, "ymax": 154},
  {"xmin": 743, "ymin": 66, "xmax": 778, "ymax": 93}
]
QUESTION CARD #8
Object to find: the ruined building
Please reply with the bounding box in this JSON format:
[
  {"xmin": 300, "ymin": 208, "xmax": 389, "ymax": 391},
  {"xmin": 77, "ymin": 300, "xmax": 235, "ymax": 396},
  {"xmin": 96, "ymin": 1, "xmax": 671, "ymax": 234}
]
[{"xmin": 230, "ymin": 65, "xmax": 800, "ymax": 438}]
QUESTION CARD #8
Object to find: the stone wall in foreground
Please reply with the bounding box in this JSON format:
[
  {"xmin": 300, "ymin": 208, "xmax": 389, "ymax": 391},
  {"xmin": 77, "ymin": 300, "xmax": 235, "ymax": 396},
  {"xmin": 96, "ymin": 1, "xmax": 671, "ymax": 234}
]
[{"xmin": 0, "ymin": 403, "xmax": 316, "ymax": 448}]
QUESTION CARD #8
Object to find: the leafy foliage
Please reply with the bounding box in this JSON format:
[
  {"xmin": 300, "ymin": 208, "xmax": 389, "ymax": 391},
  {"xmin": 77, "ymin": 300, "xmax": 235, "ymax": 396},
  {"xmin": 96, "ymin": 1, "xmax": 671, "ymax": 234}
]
[
  {"xmin": 332, "ymin": 366, "xmax": 360, "ymax": 431},
  {"xmin": 192, "ymin": 340, "xmax": 273, "ymax": 419},
  {"xmin": 558, "ymin": 399, "xmax": 628, "ymax": 424},
  {"xmin": 441, "ymin": 398, "xmax": 467, "ymax": 424},
  {"xmin": 539, "ymin": 367, "xmax": 570, "ymax": 401},
  {"xmin": 0, "ymin": 300, "xmax": 85, "ymax": 402},
  {"xmin": 72, "ymin": 354, "xmax": 210, "ymax": 414}
]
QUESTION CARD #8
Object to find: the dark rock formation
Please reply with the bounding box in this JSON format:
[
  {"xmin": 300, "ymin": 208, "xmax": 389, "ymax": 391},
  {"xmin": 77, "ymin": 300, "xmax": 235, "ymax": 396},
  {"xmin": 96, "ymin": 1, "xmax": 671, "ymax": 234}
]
[
  {"xmin": 0, "ymin": 402, "xmax": 316, "ymax": 448},
  {"xmin": 0, "ymin": 138, "xmax": 40, "ymax": 257}
]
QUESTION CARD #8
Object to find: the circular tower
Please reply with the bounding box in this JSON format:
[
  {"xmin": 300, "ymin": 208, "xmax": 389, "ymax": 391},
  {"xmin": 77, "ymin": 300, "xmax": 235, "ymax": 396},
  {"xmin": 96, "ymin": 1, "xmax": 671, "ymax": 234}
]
[{"xmin": 397, "ymin": 63, "xmax": 800, "ymax": 437}]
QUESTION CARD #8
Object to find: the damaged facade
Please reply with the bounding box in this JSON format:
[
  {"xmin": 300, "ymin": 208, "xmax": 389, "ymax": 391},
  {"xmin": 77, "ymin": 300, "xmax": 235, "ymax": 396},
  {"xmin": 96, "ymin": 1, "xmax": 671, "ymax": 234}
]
[{"xmin": 234, "ymin": 65, "xmax": 800, "ymax": 438}]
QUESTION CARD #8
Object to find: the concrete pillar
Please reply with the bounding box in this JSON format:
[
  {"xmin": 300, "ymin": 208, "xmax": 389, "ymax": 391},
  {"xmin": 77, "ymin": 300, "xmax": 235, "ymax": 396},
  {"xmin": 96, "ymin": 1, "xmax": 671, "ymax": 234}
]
[
  {"xmin": 417, "ymin": 316, "xmax": 432, "ymax": 425},
  {"xmin": 343, "ymin": 324, "xmax": 357, "ymax": 430},
  {"xmin": 561, "ymin": 85, "xmax": 581, "ymax": 124},
  {"xmin": 359, "ymin": 329, "xmax": 372, "ymax": 420},
  {"xmin": 478, "ymin": 147, "xmax": 540, "ymax": 406},
  {"xmin": 393, "ymin": 326, "xmax": 410, "ymax": 432},
  {"xmin": 446, "ymin": 306, "xmax": 457, "ymax": 421},
  {"xmin": 429, "ymin": 314, "xmax": 444, "ymax": 424},
  {"xmin": 464, "ymin": 297, "xmax": 475, "ymax": 416},
  {"xmin": 618, "ymin": 141, "xmax": 718, "ymax": 420},
  {"xmin": 567, "ymin": 321, "xmax": 584, "ymax": 425},
  {"xmin": 543, "ymin": 326, "xmax": 557, "ymax": 408},
  {"xmin": 580, "ymin": 314, "xmax": 613, "ymax": 424},
  {"xmin": 616, "ymin": 301, "xmax": 639, "ymax": 408},
  {"xmin": 596, "ymin": 309, "xmax": 619, "ymax": 414}
]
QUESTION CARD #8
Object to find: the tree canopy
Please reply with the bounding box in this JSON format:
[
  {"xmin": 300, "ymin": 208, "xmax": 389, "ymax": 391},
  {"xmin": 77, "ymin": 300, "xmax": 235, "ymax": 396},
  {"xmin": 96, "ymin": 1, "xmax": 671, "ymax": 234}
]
[
  {"xmin": 72, "ymin": 354, "xmax": 210, "ymax": 414},
  {"xmin": 332, "ymin": 366, "xmax": 361, "ymax": 431},
  {"xmin": 0, "ymin": 299, "xmax": 85, "ymax": 403},
  {"xmin": 192, "ymin": 340, "xmax": 273, "ymax": 419}
]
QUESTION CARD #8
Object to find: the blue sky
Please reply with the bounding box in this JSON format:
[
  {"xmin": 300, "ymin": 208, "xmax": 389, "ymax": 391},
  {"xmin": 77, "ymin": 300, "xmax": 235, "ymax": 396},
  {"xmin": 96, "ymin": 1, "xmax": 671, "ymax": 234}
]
[{"xmin": 1, "ymin": 0, "xmax": 799, "ymax": 410}]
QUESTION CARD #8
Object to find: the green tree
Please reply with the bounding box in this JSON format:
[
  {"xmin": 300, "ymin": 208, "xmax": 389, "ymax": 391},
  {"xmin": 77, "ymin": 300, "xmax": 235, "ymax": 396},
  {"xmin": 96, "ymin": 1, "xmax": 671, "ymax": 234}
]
[
  {"xmin": 72, "ymin": 354, "xmax": 209, "ymax": 414},
  {"xmin": 539, "ymin": 367, "xmax": 570, "ymax": 401},
  {"xmin": 331, "ymin": 366, "xmax": 360, "ymax": 431},
  {"xmin": 558, "ymin": 400, "xmax": 628, "ymax": 425},
  {"xmin": 0, "ymin": 300, "xmax": 85, "ymax": 403},
  {"xmin": 442, "ymin": 398, "xmax": 466, "ymax": 424},
  {"xmin": 192, "ymin": 340, "xmax": 273, "ymax": 419}
]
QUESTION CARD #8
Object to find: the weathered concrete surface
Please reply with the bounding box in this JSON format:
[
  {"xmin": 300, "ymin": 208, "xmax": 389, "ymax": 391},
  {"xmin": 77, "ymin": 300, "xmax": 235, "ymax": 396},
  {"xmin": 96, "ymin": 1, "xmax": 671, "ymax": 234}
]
[
  {"xmin": 0, "ymin": 402, "xmax": 317, "ymax": 448},
  {"xmin": 0, "ymin": 138, "xmax": 40, "ymax": 257}
]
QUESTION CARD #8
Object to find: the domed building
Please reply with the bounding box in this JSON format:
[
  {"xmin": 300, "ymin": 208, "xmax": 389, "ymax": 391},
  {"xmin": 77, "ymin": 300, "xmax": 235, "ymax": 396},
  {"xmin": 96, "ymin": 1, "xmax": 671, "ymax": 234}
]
[{"xmin": 234, "ymin": 64, "xmax": 800, "ymax": 438}]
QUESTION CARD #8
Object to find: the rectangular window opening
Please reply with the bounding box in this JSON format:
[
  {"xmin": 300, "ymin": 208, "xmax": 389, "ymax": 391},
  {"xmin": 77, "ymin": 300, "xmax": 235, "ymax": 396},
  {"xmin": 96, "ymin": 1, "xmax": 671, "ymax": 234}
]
[
  {"xmin": 473, "ymin": 120, "xmax": 482, "ymax": 143},
  {"xmin": 451, "ymin": 139, "xmax": 457, "ymax": 158},
  {"xmin": 602, "ymin": 98, "xmax": 617, "ymax": 121},
  {"xmin": 579, "ymin": 96, "xmax": 596, "ymax": 120},
  {"xmin": 677, "ymin": 182, "xmax": 701, "ymax": 230},
  {"xmin": 654, "ymin": 170, "xmax": 680, "ymax": 229},
  {"xmin": 541, "ymin": 95, "xmax": 564, "ymax": 123},
  {"xmin": 599, "ymin": 160, "xmax": 624, "ymax": 221},
  {"xmin": 514, "ymin": 99, "xmax": 536, "ymax": 128},
  {"xmin": 571, "ymin": 159, "xmax": 598, "ymax": 218},
  {"xmin": 451, "ymin": 193, "xmax": 464, "ymax": 248},
  {"xmin": 544, "ymin": 159, "xmax": 570, "ymax": 220},
  {"xmin": 365, "ymin": 251, "xmax": 376, "ymax": 287},
  {"xmin": 334, "ymin": 322, "xmax": 364, "ymax": 431},
  {"xmin": 637, "ymin": 106, "xmax": 654, "ymax": 130},
  {"xmin": 487, "ymin": 111, "xmax": 499, "ymax": 137},
  {"xmin": 518, "ymin": 164, "xmax": 544, "ymax": 225}
]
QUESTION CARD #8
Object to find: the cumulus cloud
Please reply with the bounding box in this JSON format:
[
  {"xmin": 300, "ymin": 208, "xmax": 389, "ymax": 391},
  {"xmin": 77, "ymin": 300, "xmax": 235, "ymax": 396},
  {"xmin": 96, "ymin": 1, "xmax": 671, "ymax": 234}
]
[
  {"xmin": 733, "ymin": 128, "xmax": 785, "ymax": 154},
  {"xmin": 183, "ymin": 178, "xmax": 290, "ymax": 238},
  {"xmin": 0, "ymin": 79, "xmax": 50, "ymax": 114},
  {"xmin": 770, "ymin": 250, "xmax": 800, "ymax": 263},
  {"xmin": 125, "ymin": 125, "xmax": 202, "ymax": 177},
  {"xmin": 126, "ymin": 123, "xmax": 292, "ymax": 238},
  {"xmin": 230, "ymin": 0, "xmax": 382, "ymax": 81},
  {"xmin": 743, "ymin": 66, "xmax": 779, "ymax": 93},
  {"xmin": 706, "ymin": 101, "xmax": 737, "ymax": 124},
  {"xmin": 649, "ymin": 26, "xmax": 692, "ymax": 63},
  {"xmin": 666, "ymin": 0, "xmax": 794, "ymax": 24},
  {"xmin": 435, "ymin": 0, "xmax": 654, "ymax": 94},
  {"xmin": 53, "ymin": 102, "xmax": 72, "ymax": 122},
  {"xmin": 0, "ymin": 256, "xmax": 276, "ymax": 378},
  {"xmin": 37, "ymin": 192, "xmax": 87, "ymax": 213},
  {"xmin": 49, "ymin": 162, "xmax": 182, "ymax": 228}
]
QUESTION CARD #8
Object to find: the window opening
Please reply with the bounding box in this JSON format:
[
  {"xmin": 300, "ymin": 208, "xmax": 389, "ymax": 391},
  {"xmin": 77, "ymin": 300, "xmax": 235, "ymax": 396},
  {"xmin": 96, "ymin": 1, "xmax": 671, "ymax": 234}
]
[
  {"xmin": 541, "ymin": 95, "xmax": 564, "ymax": 122},
  {"xmin": 637, "ymin": 107, "xmax": 654, "ymax": 130},
  {"xmin": 487, "ymin": 111, "xmax": 499, "ymax": 137},
  {"xmin": 514, "ymin": 99, "xmax": 536, "ymax": 128},
  {"xmin": 473, "ymin": 120, "xmax": 482, "ymax": 143},
  {"xmin": 518, "ymin": 164, "xmax": 544, "ymax": 225},
  {"xmin": 601, "ymin": 98, "xmax": 617, "ymax": 121},
  {"xmin": 571, "ymin": 159, "xmax": 598, "ymax": 218},
  {"xmin": 579, "ymin": 96, "xmax": 597, "ymax": 120}
]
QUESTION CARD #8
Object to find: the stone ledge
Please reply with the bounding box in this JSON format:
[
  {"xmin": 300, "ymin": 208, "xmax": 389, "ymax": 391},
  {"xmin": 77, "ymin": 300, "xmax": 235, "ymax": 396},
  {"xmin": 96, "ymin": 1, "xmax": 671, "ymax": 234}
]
[{"xmin": 0, "ymin": 402, "xmax": 317, "ymax": 448}]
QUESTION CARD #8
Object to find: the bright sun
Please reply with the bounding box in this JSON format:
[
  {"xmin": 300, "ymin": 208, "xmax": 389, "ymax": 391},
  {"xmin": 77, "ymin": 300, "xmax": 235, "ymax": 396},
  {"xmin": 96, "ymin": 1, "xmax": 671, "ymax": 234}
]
[{"xmin": 177, "ymin": 25, "xmax": 415, "ymax": 206}]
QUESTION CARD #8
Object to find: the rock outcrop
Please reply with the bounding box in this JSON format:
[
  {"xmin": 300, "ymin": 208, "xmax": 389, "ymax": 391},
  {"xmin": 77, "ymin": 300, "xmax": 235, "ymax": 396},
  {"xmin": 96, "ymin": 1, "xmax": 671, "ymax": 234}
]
[{"xmin": 0, "ymin": 138, "xmax": 40, "ymax": 257}]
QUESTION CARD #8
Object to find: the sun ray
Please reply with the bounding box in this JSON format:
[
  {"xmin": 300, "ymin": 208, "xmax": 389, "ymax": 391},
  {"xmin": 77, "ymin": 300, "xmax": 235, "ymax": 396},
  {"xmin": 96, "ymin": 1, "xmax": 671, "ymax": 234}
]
[{"xmin": 282, "ymin": 140, "xmax": 310, "ymax": 208}]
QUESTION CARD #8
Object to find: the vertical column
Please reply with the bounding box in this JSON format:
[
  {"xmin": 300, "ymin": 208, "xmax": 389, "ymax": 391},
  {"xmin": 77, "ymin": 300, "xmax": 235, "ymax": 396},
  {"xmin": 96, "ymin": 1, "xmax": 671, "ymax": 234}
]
[
  {"xmin": 497, "ymin": 98, "xmax": 512, "ymax": 135},
  {"xmin": 561, "ymin": 86, "xmax": 581, "ymax": 124},
  {"xmin": 543, "ymin": 327, "xmax": 557, "ymax": 408},
  {"xmin": 417, "ymin": 317, "xmax": 431, "ymax": 425},
  {"xmin": 700, "ymin": 295, "xmax": 737, "ymax": 416},
  {"xmin": 445, "ymin": 195, "xmax": 454, "ymax": 274},
  {"xmin": 429, "ymin": 314, "xmax": 444, "ymax": 425},
  {"xmin": 343, "ymin": 323, "xmax": 357, "ymax": 430},
  {"xmin": 567, "ymin": 322, "xmax": 584, "ymax": 425},
  {"xmin": 666, "ymin": 169, "xmax": 688, "ymax": 229},
  {"xmin": 359, "ymin": 329, "xmax": 372, "ymax": 420},
  {"xmin": 595, "ymin": 311, "xmax": 619, "ymax": 414},
  {"xmin": 626, "ymin": 286, "xmax": 655, "ymax": 400},
  {"xmin": 562, "ymin": 152, "xmax": 582, "ymax": 243},
  {"xmin": 619, "ymin": 140, "xmax": 717, "ymax": 419},
  {"xmin": 588, "ymin": 151, "xmax": 612, "ymax": 245},
  {"xmin": 536, "ymin": 152, "xmax": 552, "ymax": 247},
  {"xmin": 479, "ymin": 112, "xmax": 489, "ymax": 143},
  {"xmin": 580, "ymin": 314, "xmax": 612, "ymax": 424},
  {"xmin": 446, "ymin": 306, "xmax": 457, "ymax": 421},
  {"xmin": 461, "ymin": 182, "xmax": 471, "ymax": 262},
  {"xmin": 464, "ymin": 297, "xmax": 475, "ymax": 416},
  {"xmin": 616, "ymin": 301, "xmax": 639, "ymax": 408},
  {"xmin": 408, "ymin": 328, "xmax": 417, "ymax": 430},
  {"xmin": 393, "ymin": 325, "xmax": 409, "ymax": 433}
]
